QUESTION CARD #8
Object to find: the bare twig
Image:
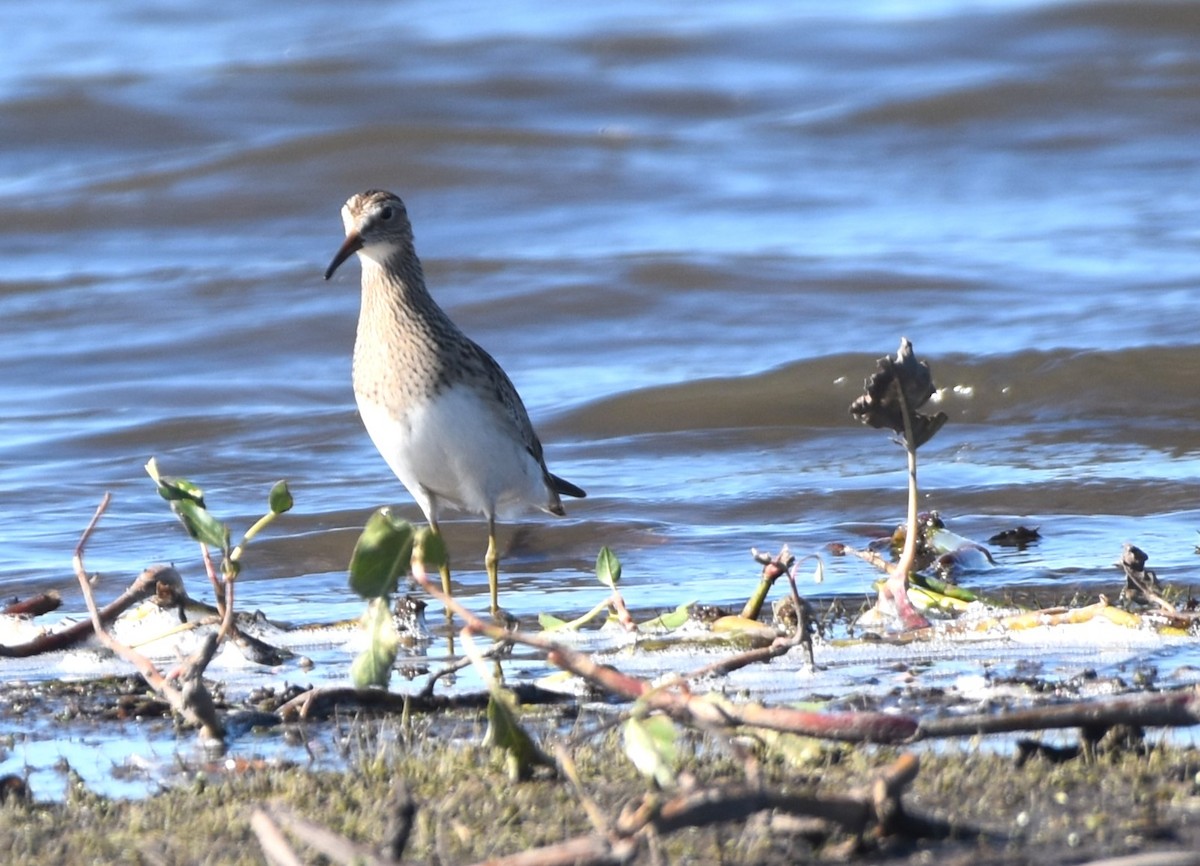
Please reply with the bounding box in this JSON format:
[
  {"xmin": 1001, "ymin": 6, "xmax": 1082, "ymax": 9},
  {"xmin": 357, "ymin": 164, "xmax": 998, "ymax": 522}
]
[
  {"xmin": 916, "ymin": 689, "xmax": 1200, "ymax": 740},
  {"xmin": 1, "ymin": 591, "xmax": 62, "ymax": 617},
  {"xmin": 72, "ymin": 495, "xmax": 224, "ymax": 741},
  {"xmin": 0, "ymin": 566, "xmax": 171, "ymax": 658},
  {"xmin": 380, "ymin": 779, "xmax": 416, "ymax": 864},
  {"xmin": 554, "ymin": 743, "xmax": 613, "ymax": 838},
  {"xmin": 249, "ymin": 809, "xmax": 305, "ymax": 866},
  {"xmin": 411, "ymin": 560, "xmax": 919, "ymax": 744},
  {"xmin": 417, "ymin": 635, "xmax": 512, "ymax": 700},
  {"xmin": 260, "ymin": 803, "xmax": 394, "ymax": 866},
  {"xmin": 465, "ymin": 835, "xmax": 633, "ymax": 866}
]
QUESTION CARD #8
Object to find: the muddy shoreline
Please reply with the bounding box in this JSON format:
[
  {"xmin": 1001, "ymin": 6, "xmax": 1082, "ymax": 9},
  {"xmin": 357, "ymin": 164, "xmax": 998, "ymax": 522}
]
[{"xmin": 1, "ymin": 674, "xmax": 1199, "ymax": 865}]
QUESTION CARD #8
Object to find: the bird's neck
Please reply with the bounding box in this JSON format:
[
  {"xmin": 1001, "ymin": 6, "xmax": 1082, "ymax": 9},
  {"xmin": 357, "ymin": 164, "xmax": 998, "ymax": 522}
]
[
  {"xmin": 353, "ymin": 251, "xmax": 457, "ymax": 406},
  {"xmin": 359, "ymin": 250, "xmax": 432, "ymax": 316}
]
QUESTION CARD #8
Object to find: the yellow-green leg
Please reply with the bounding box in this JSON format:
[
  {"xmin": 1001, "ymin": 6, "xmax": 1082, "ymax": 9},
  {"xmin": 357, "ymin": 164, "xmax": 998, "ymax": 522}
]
[
  {"xmin": 485, "ymin": 516, "xmax": 499, "ymax": 615},
  {"xmin": 429, "ymin": 518, "xmax": 457, "ymax": 653},
  {"xmin": 429, "ymin": 518, "xmax": 453, "ymax": 600}
]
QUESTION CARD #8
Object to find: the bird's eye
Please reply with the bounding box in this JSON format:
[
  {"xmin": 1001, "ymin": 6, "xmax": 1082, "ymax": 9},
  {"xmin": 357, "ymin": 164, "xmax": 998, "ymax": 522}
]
[{"xmin": 380, "ymin": 206, "xmax": 394, "ymax": 220}]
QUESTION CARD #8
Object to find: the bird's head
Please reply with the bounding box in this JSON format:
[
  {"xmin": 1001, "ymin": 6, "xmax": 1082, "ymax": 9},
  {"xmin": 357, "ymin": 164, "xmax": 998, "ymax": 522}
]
[{"xmin": 324, "ymin": 189, "xmax": 413, "ymax": 280}]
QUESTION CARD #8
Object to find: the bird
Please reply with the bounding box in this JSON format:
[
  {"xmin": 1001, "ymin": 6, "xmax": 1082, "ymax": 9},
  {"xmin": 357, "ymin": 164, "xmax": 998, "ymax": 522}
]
[{"xmin": 324, "ymin": 189, "xmax": 586, "ymax": 618}]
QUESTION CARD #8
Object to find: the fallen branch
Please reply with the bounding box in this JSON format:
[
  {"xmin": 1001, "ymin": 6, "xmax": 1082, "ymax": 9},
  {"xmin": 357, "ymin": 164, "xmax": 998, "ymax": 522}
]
[
  {"xmin": 255, "ymin": 804, "xmax": 392, "ymax": 866},
  {"xmin": 0, "ymin": 567, "xmax": 173, "ymax": 658},
  {"xmin": 1, "ymin": 591, "xmax": 62, "ymax": 617},
  {"xmin": 276, "ymin": 682, "xmax": 572, "ymax": 722},
  {"xmin": 73, "ymin": 494, "xmax": 224, "ymax": 742},
  {"xmin": 254, "ymin": 749, "xmax": 970, "ymax": 866},
  {"xmin": 410, "ymin": 560, "xmax": 919, "ymax": 744},
  {"xmin": 252, "ymin": 779, "xmax": 414, "ymax": 866},
  {"xmin": 916, "ymin": 689, "xmax": 1200, "ymax": 740}
]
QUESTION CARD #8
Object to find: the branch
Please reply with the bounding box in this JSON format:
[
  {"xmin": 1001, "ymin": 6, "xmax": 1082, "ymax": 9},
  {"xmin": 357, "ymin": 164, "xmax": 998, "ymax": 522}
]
[
  {"xmin": 72, "ymin": 495, "xmax": 224, "ymax": 741},
  {"xmin": 410, "ymin": 560, "xmax": 918, "ymax": 744}
]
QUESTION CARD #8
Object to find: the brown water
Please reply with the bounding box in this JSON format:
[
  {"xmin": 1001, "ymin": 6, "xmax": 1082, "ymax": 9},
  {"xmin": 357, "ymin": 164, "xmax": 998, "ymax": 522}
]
[{"xmin": 2, "ymin": 4, "xmax": 1200, "ymax": 655}]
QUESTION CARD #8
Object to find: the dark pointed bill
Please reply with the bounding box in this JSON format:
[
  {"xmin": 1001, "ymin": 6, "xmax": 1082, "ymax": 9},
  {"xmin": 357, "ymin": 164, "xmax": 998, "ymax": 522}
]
[{"xmin": 324, "ymin": 231, "xmax": 364, "ymax": 280}]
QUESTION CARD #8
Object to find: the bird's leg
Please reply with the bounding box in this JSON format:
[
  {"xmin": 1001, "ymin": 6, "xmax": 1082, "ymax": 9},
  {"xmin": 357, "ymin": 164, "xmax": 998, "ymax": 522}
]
[
  {"xmin": 485, "ymin": 516, "xmax": 500, "ymax": 615},
  {"xmin": 428, "ymin": 517, "xmax": 457, "ymax": 654},
  {"xmin": 428, "ymin": 518, "xmax": 453, "ymax": 599}
]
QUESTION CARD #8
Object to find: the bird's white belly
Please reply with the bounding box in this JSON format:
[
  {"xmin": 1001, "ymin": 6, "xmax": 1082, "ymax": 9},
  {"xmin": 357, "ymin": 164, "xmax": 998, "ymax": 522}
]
[{"xmin": 357, "ymin": 386, "xmax": 548, "ymax": 522}]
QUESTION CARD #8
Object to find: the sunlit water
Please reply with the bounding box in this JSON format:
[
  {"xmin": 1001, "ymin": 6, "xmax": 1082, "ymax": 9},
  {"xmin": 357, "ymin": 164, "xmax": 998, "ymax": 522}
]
[{"xmin": 2, "ymin": 0, "xmax": 1200, "ymax": 798}]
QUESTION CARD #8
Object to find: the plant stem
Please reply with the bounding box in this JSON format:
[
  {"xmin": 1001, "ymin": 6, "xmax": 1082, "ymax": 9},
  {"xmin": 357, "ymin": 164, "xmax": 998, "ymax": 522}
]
[
  {"xmin": 886, "ymin": 381, "xmax": 929, "ymax": 629},
  {"xmin": 229, "ymin": 510, "xmax": 281, "ymax": 568}
]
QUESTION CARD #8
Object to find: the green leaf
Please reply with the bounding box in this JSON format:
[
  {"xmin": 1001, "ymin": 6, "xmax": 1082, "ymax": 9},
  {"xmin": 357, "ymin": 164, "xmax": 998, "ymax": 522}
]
[
  {"xmin": 595, "ymin": 546, "xmax": 622, "ymax": 588},
  {"xmin": 146, "ymin": 457, "xmax": 206, "ymax": 506},
  {"xmin": 711, "ymin": 615, "xmax": 778, "ymax": 647},
  {"xmin": 642, "ymin": 602, "xmax": 692, "ymax": 631},
  {"xmin": 348, "ymin": 508, "xmax": 415, "ymax": 599},
  {"xmin": 170, "ymin": 499, "xmax": 230, "ymax": 551},
  {"xmin": 268, "ymin": 480, "xmax": 293, "ymax": 515},
  {"xmin": 623, "ymin": 713, "xmax": 678, "ymax": 788},
  {"xmin": 484, "ymin": 687, "xmax": 551, "ymax": 782},
  {"xmin": 538, "ymin": 612, "xmax": 569, "ymax": 631},
  {"xmin": 413, "ymin": 526, "xmax": 447, "ymax": 571},
  {"xmin": 350, "ymin": 597, "xmax": 398, "ymax": 689}
]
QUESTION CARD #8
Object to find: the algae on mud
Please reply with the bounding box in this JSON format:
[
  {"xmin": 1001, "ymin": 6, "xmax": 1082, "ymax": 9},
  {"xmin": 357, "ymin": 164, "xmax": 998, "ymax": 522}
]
[{"xmin": 0, "ymin": 707, "xmax": 1199, "ymax": 865}]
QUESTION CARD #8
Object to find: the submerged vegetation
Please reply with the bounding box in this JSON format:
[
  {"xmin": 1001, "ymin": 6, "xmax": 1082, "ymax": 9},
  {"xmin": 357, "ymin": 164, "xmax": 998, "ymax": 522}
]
[{"xmin": 2, "ymin": 338, "xmax": 1200, "ymax": 863}]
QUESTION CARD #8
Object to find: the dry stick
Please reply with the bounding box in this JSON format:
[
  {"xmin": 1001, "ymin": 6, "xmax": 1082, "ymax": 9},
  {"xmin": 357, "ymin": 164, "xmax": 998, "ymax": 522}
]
[
  {"xmin": 1077, "ymin": 852, "xmax": 1200, "ymax": 866},
  {"xmin": 683, "ymin": 562, "xmax": 812, "ymax": 682},
  {"xmin": 1, "ymin": 591, "xmax": 62, "ymax": 617},
  {"xmin": 417, "ymin": 635, "xmax": 512, "ymax": 700},
  {"xmin": 249, "ymin": 809, "xmax": 305, "ymax": 866},
  {"xmin": 277, "ymin": 686, "xmax": 412, "ymax": 721},
  {"xmin": 0, "ymin": 566, "xmax": 172, "ymax": 658},
  {"xmin": 410, "ymin": 562, "xmax": 919, "ymax": 744},
  {"xmin": 259, "ymin": 804, "xmax": 394, "ymax": 866},
  {"xmin": 916, "ymin": 689, "xmax": 1200, "ymax": 740},
  {"xmin": 466, "ymin": 835, "xmax": 634, "ymax": 866},
  {"xmin": 259, "ymin": 752, "xmax": 943, "ymax": 866},
  {"xmin": 414, "ymin": 560, "xmax": 1200, "ymax": 744},
  {"xmin": 613, "ymin": 752, "xmax": 941, "ymax": 841},
  {"xmin": 554, "ymin": 743, "xmax": 614, "ymax": 838},
  {"xmin": 72, "ymin": 494, "xmax": 224, "ymax": 741},
  {"xmin": 1118, "ymin": 557, "xmax": 1200, "ymax": 625},
  {"xmin": 841, "ymin": 543, "xmax": 891, "ymax": 574}
]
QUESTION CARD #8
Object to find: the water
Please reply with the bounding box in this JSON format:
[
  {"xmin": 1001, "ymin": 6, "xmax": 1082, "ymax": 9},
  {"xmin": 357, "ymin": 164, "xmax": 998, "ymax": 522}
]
[{"xmin": 2, "ymin": 0, "xmax": 1200, "ymax": 795}]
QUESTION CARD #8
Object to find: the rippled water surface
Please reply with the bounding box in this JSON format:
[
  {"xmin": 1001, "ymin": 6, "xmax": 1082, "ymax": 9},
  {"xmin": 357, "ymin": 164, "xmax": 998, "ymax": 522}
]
[{"xmin": 3, "ymin": 1, "xmax": 1200, "ymax": 723}]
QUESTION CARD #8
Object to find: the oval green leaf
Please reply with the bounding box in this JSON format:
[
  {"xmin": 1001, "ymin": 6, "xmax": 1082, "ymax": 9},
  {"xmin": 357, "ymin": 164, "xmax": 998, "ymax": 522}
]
[
  {"xmin": 413, "ymin": 526, "xmax": 447, "ymax": 571},
  {"xmin": 538, "ymin": 612, "xmax": 569, "ymax": 632},
  {"xmin": 171, "ymin": 499, "xmax": 229, "ymax": 550},
  {"xmin": 348, "ymin": 508, "xmax": 415, "ymax": 599},
  {"xmin": 268, "ymin": 480, "xmax": 294, "ymax": 515},
  {"xmin": 595, "ymin": 546, "xmax": 622, "ymax": 588},
  {"xmin": 624, "ymin": 714, "xmax": 678, "ymax": 788},
  {"xmin": 146, "ymin": 458, "xmax": 206, "ymax": 506},
  {"xmin": 350, "ymin": 597, "xmax": 398, "ymax": 689}
]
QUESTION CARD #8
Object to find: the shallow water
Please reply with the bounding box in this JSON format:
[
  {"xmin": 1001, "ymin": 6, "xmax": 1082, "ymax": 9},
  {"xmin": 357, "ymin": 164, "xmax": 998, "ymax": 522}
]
[{"xmin": 2, "ymin": 0, "xmax": 1200, "ymax": 797}]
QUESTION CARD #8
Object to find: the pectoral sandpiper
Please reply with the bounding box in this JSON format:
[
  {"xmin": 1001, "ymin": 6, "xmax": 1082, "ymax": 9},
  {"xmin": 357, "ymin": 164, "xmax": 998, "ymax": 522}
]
[{"xmin": 324, "ymin": 189, "xmax": 586, "ymax": 617}]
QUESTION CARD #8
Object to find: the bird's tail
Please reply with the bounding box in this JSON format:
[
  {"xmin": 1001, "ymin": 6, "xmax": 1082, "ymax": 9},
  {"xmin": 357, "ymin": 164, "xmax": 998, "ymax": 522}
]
[{"xmin": 550, "ymin": 473, "xmax": 586, "ymax": 500}]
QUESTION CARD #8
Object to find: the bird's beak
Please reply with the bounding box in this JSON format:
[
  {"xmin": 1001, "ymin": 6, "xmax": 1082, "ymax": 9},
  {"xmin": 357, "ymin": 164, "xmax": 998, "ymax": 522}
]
[{"xmin": 324, "ymin": 231, "xmax": 364, "ymax": 280}]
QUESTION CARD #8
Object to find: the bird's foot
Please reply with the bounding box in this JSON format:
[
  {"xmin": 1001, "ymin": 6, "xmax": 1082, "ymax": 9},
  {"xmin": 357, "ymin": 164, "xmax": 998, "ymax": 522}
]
[{"xmin": 490, "ymin": 606, "xmax": 519, "ymax": 632}]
